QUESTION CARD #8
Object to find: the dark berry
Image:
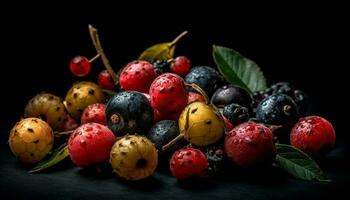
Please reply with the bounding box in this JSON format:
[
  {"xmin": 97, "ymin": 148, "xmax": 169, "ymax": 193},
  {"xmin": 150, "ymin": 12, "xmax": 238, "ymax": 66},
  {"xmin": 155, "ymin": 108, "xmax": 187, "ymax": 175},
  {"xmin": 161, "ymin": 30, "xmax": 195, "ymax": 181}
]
[
  {"xmin": 223, "ymin": 103, "xmax": 249, "ymax": 125},
  {"xmin": 211, "ymin": 85, "xmax": 252, "ymax": 110},
  {"xmin": 256, "ymin": 94, "xmax": 299, "ymax": 127},
  {"xmin": 201, "ymin": 143, "xmax": 228, "ymax": 174},
  {"xmin": 106, "ymin": 91, "xmax": 153, "ymax": 136},
  {"xmin": 185, "ymin": 66, "xmax": 224, "ymax": 97},
  {"xmin": 152, "ymin": 60, "xmax": 170, "ymax": 75}
]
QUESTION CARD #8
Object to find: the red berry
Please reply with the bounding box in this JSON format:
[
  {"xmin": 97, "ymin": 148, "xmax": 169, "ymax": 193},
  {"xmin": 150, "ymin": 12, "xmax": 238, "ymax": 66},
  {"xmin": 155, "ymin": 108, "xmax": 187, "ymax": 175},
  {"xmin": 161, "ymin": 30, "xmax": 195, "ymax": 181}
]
[
  {"xmin": 59, "ymin": 115, "xmax": 79, "ymax": 131},
  {"xmin": 69, "ymin": 56, "xmax": 91, "ymax": 77},
  {"xmin": 170, "ymin": 147, "xmax": 208, "ymax": 179},
  {"xmin": 149, "ymin": 73, "xmax": 188, "ymax": 115},
  {"xmin": 142, "ymin": 93, "xmax": 151, "ymax": 102},
  {"xmin": 170, "ymin": 56, "xmax": 191, "ymax": 76},
  {"xmin": 68, "ymin": 123, "xmax": 116, "ymax": 167},
  {"xmin": 98, "ymin": 70, "xmax": 114, "ymax": 90},
  {"xmin": 119, "ymin": 60, "xmax": 157, "ymax": 93},
  {"xmin": 290, "ymin": 116, "xmax": 336, "ymax": 156},
  {"xmin": 224, "ymin": 122, "xmax": 276, "ymax": 166},
  {"xmin": 187, "ymin": 92, "xmax": 205, "ymax": 104},
  {"xmin": 81, "ymin": 103, "xmax": 107, "ymax": 125}
]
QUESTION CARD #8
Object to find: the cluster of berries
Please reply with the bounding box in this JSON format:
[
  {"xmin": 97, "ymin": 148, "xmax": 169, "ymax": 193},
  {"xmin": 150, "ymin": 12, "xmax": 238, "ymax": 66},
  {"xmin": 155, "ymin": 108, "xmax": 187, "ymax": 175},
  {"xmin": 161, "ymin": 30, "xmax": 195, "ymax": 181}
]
[{"xmin": 8, "ymin": 30, "xmax": 336, "ymax": 182}]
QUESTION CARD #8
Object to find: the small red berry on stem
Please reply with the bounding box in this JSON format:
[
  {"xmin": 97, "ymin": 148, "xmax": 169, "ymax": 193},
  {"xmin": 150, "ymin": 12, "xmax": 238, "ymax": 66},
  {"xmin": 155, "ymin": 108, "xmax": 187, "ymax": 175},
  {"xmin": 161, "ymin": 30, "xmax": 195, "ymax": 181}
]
[{"xmin": 98, "ymin": 70, "xmax": 115, "ymax": 90}]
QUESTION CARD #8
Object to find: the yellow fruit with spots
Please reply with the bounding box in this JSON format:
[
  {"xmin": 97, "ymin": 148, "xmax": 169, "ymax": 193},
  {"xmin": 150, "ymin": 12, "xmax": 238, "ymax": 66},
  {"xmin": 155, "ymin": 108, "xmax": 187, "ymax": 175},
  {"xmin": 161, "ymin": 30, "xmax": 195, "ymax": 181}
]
[
  {"xmin": 110, "ymin": 135, "xmax": 158, "ymax": 181},
  {"xmin": 8, "ymin": 118, "xmax": 54, "ymax": 163},
  {"xmin": 24, "ymin": 93, "xmax": 67, "ymax": 130},
  {"xmin": 178, "ymin": 101, "xmax": 225, "ymax": 146},
  {"xmin": 65, "ymin": 81, "xmax": 105, "ymax": 120}
]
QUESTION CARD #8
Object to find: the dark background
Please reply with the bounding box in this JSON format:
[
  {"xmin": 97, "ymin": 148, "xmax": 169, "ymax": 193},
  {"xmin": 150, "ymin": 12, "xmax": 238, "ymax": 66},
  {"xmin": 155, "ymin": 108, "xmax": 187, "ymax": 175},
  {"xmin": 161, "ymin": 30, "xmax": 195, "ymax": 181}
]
[{"xmin": 0, "ymin": 3, "xmax": 348, "ymax": 200}]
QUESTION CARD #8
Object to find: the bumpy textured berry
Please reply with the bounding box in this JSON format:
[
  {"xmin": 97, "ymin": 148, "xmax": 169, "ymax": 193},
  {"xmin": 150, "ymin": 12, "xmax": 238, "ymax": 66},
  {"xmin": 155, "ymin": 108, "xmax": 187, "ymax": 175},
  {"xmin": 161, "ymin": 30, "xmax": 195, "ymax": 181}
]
[
  {"xmin": 201, "ymin": 143, "xmax": 227, "ymax": 174},
  {"xmin": 152, "ymin": 60, "xmax": 170, "ymax": 75},
  {"xmin": 24, "ymin": 93, "xmax": 67, "ymax": 130},
  {"xmin": 170, "ymin": 56, "xmax": 191, "ymax": 76},
  {"xmin": 211, "ymin": 85, "xmax": 252, "ymax": 110},
  {"xmin": 68, "ymin": 123, "xmax": 116, "ymax": 167},
  {"xmin": 223, "ymin": 103, "xmax": 249, "ymax": 125},
  {"xmin": 224, "ymin": 122, "xmax": 276, "ymax": 166},
  {"xmin": 98, "ymin": 70, "xmax": 115, "ymax": 90},
  {"xmin": 110, "ymin": 135, "xmax": 158, "ymax": 180},
  {"xmin": 185, "ymin": 66, "xmax": 224, "ymax": 97},
  {"xmin": 69, "ymin": 56, "xmax": 91, "ymax": 77},
  {"xmin": 65, "ymin": 81, "xmax": 105, "ymax": 120},
  {"xmin": 149, "ymin": 73, "xmax": 188, "ymax": 115},
  {"xmin": 119, "ymin": 60, "xmax": 157, "ymax": 93},
  {"xmin": 256, "ymin": 94, "xmax": 298, "ymax": 127},
  {"xmin": 106, "ymin": 91, "xmax": 153, "ymax": 136},
  {"xmin": 8, "ymin": 118, "xmax": 54, "ymax": 163},
  {"xmin": 290, "ymin": 116, "xmax": 336, "ymax": 156},
  {"xmin": 179, "ymin": 102, "xmax": 225, "ymax": 146},
  {"xmin": 170, "ymin": 147, "xmax": 208, "ymax": 179},
  {"xmin": 188, "ymin": 92, "xmax": 205, "ymax": 104},
  {"xmin": 147, "ymin": 120, "xmax": 186, "ymax": 156},
  {"xmin": 81, "ymin": 103, "xmax": 107, "ymax": 125}
]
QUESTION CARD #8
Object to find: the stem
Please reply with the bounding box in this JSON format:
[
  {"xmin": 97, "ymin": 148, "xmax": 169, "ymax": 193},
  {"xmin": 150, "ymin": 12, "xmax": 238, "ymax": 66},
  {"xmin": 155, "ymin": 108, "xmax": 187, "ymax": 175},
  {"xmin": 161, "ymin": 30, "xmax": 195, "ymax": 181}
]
[
  {"xmin": 89, "ymin": 54, "xmax": 101, "ymax": 63},
  {"xmin": 88, "ymin": 25, "xmax": 118, "ymax": 83},
  {"xmin": 186, "ymin": 83, "xmax": 209, "ymax": 104},
  {"xmin": 169, "ymin": 31, "xmax": 188, "ymax": 48},
  {"xmin": 162, "ymin": 133, "xmax": 184, "ymax": 151},
  {"xmin": 102, "ymin": 89, "xmax": 116, "ymax": 96},
  {"xmin": 54, "ymin": 130, "xmax": 73, "ymax": 137}
]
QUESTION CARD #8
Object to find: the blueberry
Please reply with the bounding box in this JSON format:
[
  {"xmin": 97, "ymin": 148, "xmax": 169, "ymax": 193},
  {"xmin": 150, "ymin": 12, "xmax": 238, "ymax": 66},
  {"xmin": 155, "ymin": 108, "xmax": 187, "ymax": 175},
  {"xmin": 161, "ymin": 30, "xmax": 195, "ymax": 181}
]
[
  {"xmin": 256, "ymin": 94, "xmax": 299, "ymax": 127},
  {"xmin": 106, "ymin": 91, "xmax": 153, "ymax": 136},
  {"xmin": 185, "ymin": 66, "xmax": 225, "ymax": 97}
]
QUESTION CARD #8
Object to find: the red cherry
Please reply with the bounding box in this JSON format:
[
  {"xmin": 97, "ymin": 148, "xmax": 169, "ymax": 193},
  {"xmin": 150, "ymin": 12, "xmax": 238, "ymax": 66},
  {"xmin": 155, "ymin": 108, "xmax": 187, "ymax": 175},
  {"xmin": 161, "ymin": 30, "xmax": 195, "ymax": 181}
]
[
  {"xmin": 98, "ymin": 70, "xmax": 115, "ymax": 90},
  {"xmin": 69, "ymin": 56, "xmax": 91, "ymax": 77},
  {"xmin": 170, "ymin": 56, "xmax": 191, "ymax": 76}
]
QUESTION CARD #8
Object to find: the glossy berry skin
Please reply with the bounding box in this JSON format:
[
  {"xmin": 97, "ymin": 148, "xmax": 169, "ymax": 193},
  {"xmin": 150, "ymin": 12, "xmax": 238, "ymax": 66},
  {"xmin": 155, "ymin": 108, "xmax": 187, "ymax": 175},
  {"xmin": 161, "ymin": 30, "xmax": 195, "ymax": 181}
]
[
  {"xmin": 170, "ymin": 56, "xmax": 191, "ymax": 76},
  {"xmin": 185, "ymin": 66, "xmax": 224, "ymax": 97},
  {"xmin": 70, "ymin": 56, "xmax": 91, "ymax": 77},
  {"xmin": 256, "ymin": 94, "xmax": 299, "ymax": 127},
  {"xmin": 98, "ymin": 70, "xmax": 114, "ymax": 90},
  {"xmin": 68, "ymin": 123, "xmax": 116, "ymax": 168},
  {"xmin": 149, "ymin": 73, "xmax": 188, "ymax": 115},
  {"xmin": 81, "ymin": 103, "xmax": 107, "ymax": 125},
  {"xmin": 106, "ymin": 91, "xmax": 153, "ymax": 136},
  {"xmin": 170, "ymin": 147, "xmax": 208, "ymax": 180},
  {"xmin": 290, "ymin": 116, "xmax": 336, "ymax": 156},
  {"xmin": 211, "ymin": 85, "xmax": 252, "ymax": 110},
  {"xmin": 224, "ymin": 122, "xmax": 276, "ymax": 166},
  {"xmin": 223, "ymin": 103, "xmax": 249, "ymax": 125},
  {"xmin": 187, "ymin": 92, "xmax": 205, "ymax": 104},
  {"xmin": 119, "ymin": 60, "xmax": 157, "ymax": 93},
  {"xmin": 223, "ymin": 116, "xmax": 234, "ymax": 131},
  {"xmin": 147, "ymin": 120, "xmax": 186, "ymax": 157}
]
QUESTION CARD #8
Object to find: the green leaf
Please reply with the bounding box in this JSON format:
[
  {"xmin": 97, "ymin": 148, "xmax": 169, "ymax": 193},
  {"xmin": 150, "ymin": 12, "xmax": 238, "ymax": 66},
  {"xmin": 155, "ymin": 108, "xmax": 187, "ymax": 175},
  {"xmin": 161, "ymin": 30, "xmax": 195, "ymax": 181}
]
[
  {"xmin": 139, "ymin": 31, "xmax": 188, "ymax": 62},
  {"xmin": 213, "ymin": 45, "xmax": 267, "ymax": 94},
  {"xmin": 274, "ymin": 144, "xmax": 330, "ymax": 182},
  {"xmin": 139, "ymin": 43, "xmax": 175, "ymax": 61},
  {"xmin": 29, "ymin": 143, "xmax": 69, "ymax": 173}
]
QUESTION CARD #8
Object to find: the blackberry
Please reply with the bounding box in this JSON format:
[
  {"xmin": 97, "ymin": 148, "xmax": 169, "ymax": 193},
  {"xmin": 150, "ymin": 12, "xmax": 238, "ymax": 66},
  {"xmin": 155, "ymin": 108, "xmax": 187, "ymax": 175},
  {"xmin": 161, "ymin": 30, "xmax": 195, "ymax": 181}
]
[
  {"xmin": 223, "ymin": 103, "xmax": 249, "ymax": 125},
  {"xmin": 152, "ymin": 60, "xmax": 170, "ymax": 75},
  {"xmin": 201, "ymin": 143, "xmax": 227, "ymax": 174}
]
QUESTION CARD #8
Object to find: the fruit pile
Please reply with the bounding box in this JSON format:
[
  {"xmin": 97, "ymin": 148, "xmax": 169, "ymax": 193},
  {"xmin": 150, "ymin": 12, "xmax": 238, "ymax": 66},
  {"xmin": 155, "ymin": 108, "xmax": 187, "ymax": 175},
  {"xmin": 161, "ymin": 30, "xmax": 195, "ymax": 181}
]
[{"xmin": 8, "ymin": 26, "xmax": 336, "ymax": 182}]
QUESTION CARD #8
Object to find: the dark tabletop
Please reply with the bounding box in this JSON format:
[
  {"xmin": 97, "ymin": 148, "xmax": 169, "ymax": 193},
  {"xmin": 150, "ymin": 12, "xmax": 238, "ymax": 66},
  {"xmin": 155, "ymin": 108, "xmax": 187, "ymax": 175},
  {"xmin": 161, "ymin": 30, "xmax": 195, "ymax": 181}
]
[{"xmin": 1, "ymin": 119, "xmax": 349, "ymax": 200}]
